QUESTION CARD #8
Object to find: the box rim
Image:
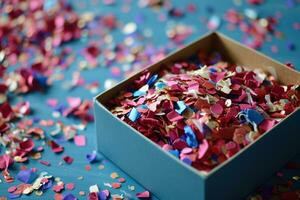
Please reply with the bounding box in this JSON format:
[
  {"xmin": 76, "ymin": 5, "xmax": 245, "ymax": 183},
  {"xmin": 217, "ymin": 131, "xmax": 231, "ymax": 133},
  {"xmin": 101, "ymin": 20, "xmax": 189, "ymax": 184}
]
[
  {"xmin": 95, "ymin": 31, "xmax": 300, "ymax": 101},
  {"xmin": 94, "ymin": 31, "xmax": 300, "ymax": 178},
  {"xmin": 215, "ymin": 32, "xmax": 300, "ymax": 76}
]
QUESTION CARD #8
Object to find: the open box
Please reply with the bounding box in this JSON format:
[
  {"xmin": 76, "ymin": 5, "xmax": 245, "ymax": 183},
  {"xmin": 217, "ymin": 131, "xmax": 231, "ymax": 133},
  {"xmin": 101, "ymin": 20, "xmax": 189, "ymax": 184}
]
[{"xmin": 93, "ymin": 32, "xmax": 300, "ymax": 200}]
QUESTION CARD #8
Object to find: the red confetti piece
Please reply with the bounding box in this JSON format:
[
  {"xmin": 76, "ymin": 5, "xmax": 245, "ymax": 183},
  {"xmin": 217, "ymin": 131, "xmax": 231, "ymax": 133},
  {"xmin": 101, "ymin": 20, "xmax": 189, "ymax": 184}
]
[
  {"xmin": 19, "ymin": 139, "xmax": 35, "ymax": 152},
  {"xmin": 210, "ymin": 103, "xmax": 223, "ymax": 116},
  {"xmin": 111, "ymin": 182, "xmax": 121, "ymax": 189},
  {"xmin": 49, "ymin": 140, "xmax": 64, "ymax": 154},
  {"xmin": 63, "ymin": 156, "xmax": 74, "ymax": 164}
]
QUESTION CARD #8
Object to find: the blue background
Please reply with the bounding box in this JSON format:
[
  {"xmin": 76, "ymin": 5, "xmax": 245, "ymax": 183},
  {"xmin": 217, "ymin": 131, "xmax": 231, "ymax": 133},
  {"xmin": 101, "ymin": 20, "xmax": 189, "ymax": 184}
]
[{"xmin": 1, "ymin": 0, "xmax": 300, "ymax": 199}]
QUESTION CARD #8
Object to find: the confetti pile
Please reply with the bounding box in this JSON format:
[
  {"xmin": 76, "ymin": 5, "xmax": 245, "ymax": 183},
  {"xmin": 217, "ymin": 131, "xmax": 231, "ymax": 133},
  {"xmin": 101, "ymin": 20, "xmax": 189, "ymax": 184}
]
[{"xmin": 108, "ymin": 51, "xmax": 300, "ymax": 172}]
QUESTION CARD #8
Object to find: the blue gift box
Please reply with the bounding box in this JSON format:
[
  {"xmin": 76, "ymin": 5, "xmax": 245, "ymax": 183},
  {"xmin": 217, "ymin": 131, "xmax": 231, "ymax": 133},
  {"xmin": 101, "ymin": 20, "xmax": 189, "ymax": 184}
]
[{"xmin": 94, "ymin": 32, "xmax": 300, "ymax": 200}]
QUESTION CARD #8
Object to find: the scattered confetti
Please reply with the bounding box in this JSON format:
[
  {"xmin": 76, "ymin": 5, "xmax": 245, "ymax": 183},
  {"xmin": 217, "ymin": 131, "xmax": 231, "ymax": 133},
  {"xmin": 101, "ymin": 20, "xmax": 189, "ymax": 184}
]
[
  {"xmin": 63, "ymin": 156, "xmax": 74, "ymax": 165},
  {"xmin": 0, "ymin": 0, "xmax": 299, "ymax": 199}
]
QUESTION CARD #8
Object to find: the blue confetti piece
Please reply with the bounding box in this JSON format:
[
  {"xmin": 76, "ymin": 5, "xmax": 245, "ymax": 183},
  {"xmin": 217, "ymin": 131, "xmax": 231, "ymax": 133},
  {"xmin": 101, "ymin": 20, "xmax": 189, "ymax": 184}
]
[
  {"xmin": 182, "ymin": 157, "xmax": 192, "ymax": 165},
  {"xmin": 137, "ymin": 104, "xmax": 148, "ymax": 110},
  {"xmin": 86, "ymin": 150, "xmax": 98, "ymax": 163},
  {"xmin": 154, "ymin": 81, "xmax": 166, "ymax": 89},
  {"xmin": 99, "ymin": 190, "xmax": 109, "ymax": 200},
  {"xmin": 63, "ymin": 193, "xmax": 77, "ymax": 200},
  {"xmin": 184, "ymin": 125, "xmax": 198, "ymax": 148},
  {"xmin": 240, "ymin": 109, "xmax": 264, "ymax": 125},
  {"xmin": 17, "ymin": 169, "xmax": 37, "ymax": 184},
  {"xmin": 133, "ymin": 90, "xmax": 146, "ymax": 97},
  {"xmin": 44, "ymin": 0, "xmax": 57, "ymax": 11},
  {"xmin": 168, "ymin": 149, "xmax": 179, "ymax": 158},
  {"xmin": 8, "ymin": 193, "xmax": 21, "ymax": 199},
  {"xmin": 175, "ymin": 101, "xmax": 187, "ymax": 115},
  {"xmin": 34, "ymin": 73, "xmax": 48, "ymax": 88},
  {"xmin": 211, "ymin": 154, "xmax": 219, "ymax": 162},
  {"xmin": 42, "ymin": 178, "xmax": 53, "ymax": 190},
  {"xmin": 147, "ymin": 74, "xmax": 158, "ymax": 87},
  {"xmin": 128, "ymin": 107, "xmax": 141, "ymax": 122}
]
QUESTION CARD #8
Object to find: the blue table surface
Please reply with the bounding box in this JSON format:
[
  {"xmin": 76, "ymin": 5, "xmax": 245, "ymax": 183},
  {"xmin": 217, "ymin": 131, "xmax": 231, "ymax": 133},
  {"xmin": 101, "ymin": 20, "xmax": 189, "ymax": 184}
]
[{"xmin": 1, "ymin": 0, "xmax": 300, "ymax": 199}]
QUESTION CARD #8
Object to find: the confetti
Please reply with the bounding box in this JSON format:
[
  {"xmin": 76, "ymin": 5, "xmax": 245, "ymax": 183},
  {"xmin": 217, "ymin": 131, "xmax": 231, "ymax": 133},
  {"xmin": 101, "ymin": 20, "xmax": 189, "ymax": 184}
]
[
  {"xmin": 89, "ymin": 184, "xmax": 99, "ymax": 193},
  {"xmin": 16, "ymin": 169, "xmax": 37, "ymax": 184},
  {"xmin": 66, "ymin": 183, "xmax": 75, "ymax": 190},
  {"xmin": 108, "ymin": 51, "xmax": 300, "ymax": 172},
  {"xmin": 111, "ymin": 182, "xmax": 121, "ymax": 189},
  {"xmin": 207, "ymin": 15, "xmax": 221, "ymax": 30},
  {"xmin": 49, "ymin": 140, "xmax": 64, "ymax": 154},
  {"xmin": 0, "ymin": 155, "xmax": 13, "ymax": 171},
  {"xmin": 136, "ymin": 191, "xmax": 150, "ymax": 199},
  {"xmin": 74, "ymin": 135, "xmax": 86, "ymax": 147},
  {"xmin": 63, "ymin": 193, "xmax": 77, "ymax": 200},
  {"xmin": 63, "ymin": 156, "xmax": 74, "ymax": 164},
  {"xmin": 99, "ymin": 190, "xmax": 110, "ymax": 200},
  {"xmin": 110, "ymin": 172, "xmax": 119, "ymax": 179},
  {"xmin": 128, "ymin": 107, "xmax": 141, "ymax": 122},
  {"xmin": 86, "ymin": 151, "xmax": 98, "ymax": 163},
  {"xmin": 39, "ymin": 160, "xmax": 51, "ymax": 166}
]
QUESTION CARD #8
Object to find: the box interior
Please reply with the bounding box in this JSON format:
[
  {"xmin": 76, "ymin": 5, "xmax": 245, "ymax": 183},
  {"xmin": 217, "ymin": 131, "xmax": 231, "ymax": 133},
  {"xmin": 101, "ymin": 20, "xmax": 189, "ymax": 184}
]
[
  {"xmin": 95, "ymin": 32, "xmax": 300, "ymax": 177},
  {"xmin": 97, "ymin": 32, "xmax": 300, "ymax": 104}
]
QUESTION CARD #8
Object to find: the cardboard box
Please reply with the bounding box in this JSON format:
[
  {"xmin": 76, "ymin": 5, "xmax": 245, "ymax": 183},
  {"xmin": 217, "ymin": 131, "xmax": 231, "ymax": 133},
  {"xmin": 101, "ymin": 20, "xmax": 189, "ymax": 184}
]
[{"xmin": 93, "ymin": 32, "xmax": 300, "ymax": 200}]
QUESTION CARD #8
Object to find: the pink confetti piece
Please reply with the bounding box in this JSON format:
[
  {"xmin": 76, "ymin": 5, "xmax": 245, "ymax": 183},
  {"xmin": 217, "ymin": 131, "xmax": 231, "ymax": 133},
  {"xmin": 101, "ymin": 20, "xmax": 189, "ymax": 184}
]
[
  {"xmin": 67, "ymin": 97, "xmax": 82, "ymax": 108},
  {"xmin": 47, "ymin": 99, "xmax": 58, "ymax": 108},
  {"xmin": 136, "ymin": 191, "xmax": 151, "ymax": 199},
  {"xmin": 7, "ymin": 186, "xmax": 17, "ymax": 193},
  {"xmin": 66, "ymin": 183, "xmax": 75, "ymax": 190},
  {"xmin": 198, "ymin": 139, "xmax": 209, "ymax": 159},
  {"xmin": 210, "ymin": 103, "xmax": 224, "ymax": 116},
  {"xmin": 0, "ymin": 154, "xmax": 13, "ymax": 171},
  {"xmin": 259, "ymin": 119, "xmax": 276, "ymax": 132},
  {"xmin": 74, "ymin": 135, "xmax": 86, "ymax": 146}
]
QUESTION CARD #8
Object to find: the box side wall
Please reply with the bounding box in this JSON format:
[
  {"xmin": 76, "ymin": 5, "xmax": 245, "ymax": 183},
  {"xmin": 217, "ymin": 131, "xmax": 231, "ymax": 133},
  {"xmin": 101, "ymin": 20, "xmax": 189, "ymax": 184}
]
[
  {"xmin": 205, "ymin": 109, "xmax": 300, "ymax": 200},
  {"xmin": 94, "ymin": 101, "xmax": 205, "ymax": 200},
  {"xmin": 214, "ymin": 33, "xmax": 300, "ymax": 85}
]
